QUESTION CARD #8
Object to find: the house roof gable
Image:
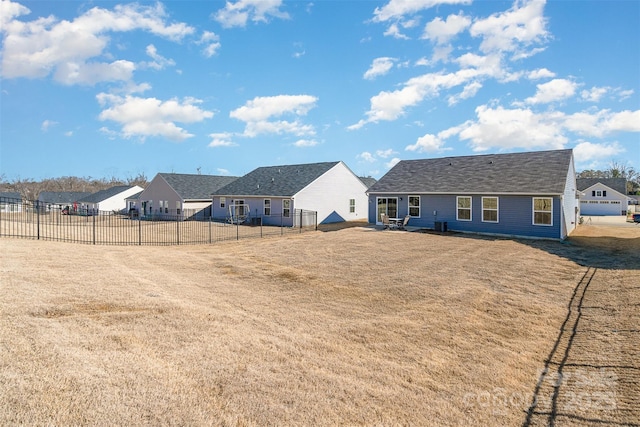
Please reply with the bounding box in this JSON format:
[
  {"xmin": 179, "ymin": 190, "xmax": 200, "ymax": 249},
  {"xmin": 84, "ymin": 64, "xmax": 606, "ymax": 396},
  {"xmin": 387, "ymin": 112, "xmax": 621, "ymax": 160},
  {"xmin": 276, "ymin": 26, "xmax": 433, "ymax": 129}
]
[
  {"xmin": 38, "ymin": 191, "xmax": 92, "ymax": 204},
  {"xmin": 576, "ymin": 178, "xmax": 627, "ymax": 195},
  {"xmin": 158, "ymin": 173, "xmax": 238, "ymax": 200},
  {"xmin": 79, "ymin": 186, "xmax": 138, "ymax": 203},
  {"xmin": 368, "ymin": 149, "xmax": 573, "ymax": 195},
  {"xmin": 212, "ymin": 161, "xmax": 341, "ymax": 197}
]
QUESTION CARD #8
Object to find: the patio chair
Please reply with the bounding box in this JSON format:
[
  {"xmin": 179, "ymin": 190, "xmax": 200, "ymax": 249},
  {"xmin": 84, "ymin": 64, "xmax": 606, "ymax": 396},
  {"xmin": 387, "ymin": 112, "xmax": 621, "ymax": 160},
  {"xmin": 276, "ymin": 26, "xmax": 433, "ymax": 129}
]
[
  {"xmin": 380, "ymin": 213, "xmax": 393, "ymax": 229},
  {"xmin": 398, "ymin": 215, "xmax": 411, "ymax": 230}
]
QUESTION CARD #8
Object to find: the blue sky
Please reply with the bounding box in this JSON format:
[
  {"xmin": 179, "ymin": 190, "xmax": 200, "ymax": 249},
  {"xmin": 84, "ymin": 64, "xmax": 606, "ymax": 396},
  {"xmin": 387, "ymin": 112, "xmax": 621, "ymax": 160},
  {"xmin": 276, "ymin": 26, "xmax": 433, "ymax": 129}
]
[{"xmin": 1, "ymin": 0, "xmax": 639, "ymax": 181}]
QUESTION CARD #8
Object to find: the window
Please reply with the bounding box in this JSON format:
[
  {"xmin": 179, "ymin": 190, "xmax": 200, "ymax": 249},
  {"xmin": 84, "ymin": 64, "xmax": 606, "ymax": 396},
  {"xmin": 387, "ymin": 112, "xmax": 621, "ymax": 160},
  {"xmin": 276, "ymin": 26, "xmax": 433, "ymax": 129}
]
[
  {"xmin": 176, "ymin": 201, "xmax": 181, "ymax": 215},
  {"xmin": 164, "ymin": 200, "xmax": 168, "ymax": 214},
  {"xmin": 349, "ymin": 199, "xmax": 356, "ymax": 213},
  {"xmin": 264, "ymin": 199, "xmax": 271, "ymax": 216},
  {"xmin": 482, "ymin": 197, "xmax": 499, "ymax": 223},
  {"xmin": 220, "ymin": 197, "xmax": 226, "ymax": 208},
  {"xmin": 457, "ymin": 196, "xmax": 472, "ymax": 221},
  {"xmin": 409, "ymin": 196, "xmax": 420, "ymax": 217},
  {"xmin": 533, "ymin": 197, "xmax": 552, "ymax": 226},
  {"xmin": 283, "ymin": 199, "xmax": 291, "ymax": 218}
]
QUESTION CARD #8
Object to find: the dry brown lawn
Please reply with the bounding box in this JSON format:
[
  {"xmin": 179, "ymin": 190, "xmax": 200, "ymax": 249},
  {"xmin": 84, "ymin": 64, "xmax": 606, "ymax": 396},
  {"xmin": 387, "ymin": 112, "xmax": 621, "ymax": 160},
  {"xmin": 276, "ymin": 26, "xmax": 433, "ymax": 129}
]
[{"xmin": 1, "ymin": 223, "xmax": 638, "ymax": 426}]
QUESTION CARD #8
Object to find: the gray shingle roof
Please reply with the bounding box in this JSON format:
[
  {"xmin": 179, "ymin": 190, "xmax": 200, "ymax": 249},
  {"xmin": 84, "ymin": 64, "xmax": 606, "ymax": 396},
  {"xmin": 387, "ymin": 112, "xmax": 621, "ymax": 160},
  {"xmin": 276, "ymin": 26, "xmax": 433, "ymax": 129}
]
[
  {"xmin": 159, "ymin": 173, "xmax": 238, "ymax": 200},
  {"xmin": 38, "ymin": 191, "xmax": 92, "ymax": 204},
  {"xmin": 79, "ymin": 186, "xmax": 136, "ymax": 203},
  {"xmin": 368, "ymin": 149, "xmax": 573, "ymax": 195},
  {"xmin": 359, "ymin": 176, "xmax": 377, "ymax": 189},
  {"xmin": 0, "ymin": 192, "xmax": 21, "ymax": 201},
  {"xmin": 576, "ymin": 178, "xmax": 627, "ymax": 195},
  {"xmin": 125, "ymin": 190, "xmax": 143, "ymax": 200},
  {"xmin": 212, "ymin": 161, "xmax": 340, "ymax": 197}
]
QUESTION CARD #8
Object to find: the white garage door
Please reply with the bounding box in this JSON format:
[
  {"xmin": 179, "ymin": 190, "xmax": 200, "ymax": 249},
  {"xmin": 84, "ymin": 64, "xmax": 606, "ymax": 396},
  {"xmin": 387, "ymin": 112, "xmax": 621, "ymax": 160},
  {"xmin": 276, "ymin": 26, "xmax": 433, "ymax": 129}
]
[{"xmin": 580, "ymin": 200, "xmax": 622, "ymax": 215}]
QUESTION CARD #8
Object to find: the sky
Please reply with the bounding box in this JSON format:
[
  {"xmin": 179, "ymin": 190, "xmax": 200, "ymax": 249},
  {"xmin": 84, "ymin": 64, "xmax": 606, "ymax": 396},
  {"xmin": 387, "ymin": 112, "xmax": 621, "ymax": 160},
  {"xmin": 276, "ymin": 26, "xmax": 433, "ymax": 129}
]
[{"xmin": 1, "ymin": 0, "xmax": 639, "ymax": 181}]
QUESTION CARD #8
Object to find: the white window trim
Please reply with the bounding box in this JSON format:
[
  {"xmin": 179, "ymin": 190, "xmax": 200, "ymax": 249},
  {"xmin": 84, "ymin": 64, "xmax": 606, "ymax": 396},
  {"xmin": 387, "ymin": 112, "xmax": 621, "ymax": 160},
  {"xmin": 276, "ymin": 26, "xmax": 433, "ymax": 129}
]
[
  {"xmin": 283, "ymin": 199, "xmax": 291, "ymax": 217},
  {"xmin": 264, "ymin": 199, "xmax": 271, "ymax": 216},
  {"xmin": 532, "ymin": 197, "xmax": 553, "ymax": 226},
  {"xmin": 456, "ymin": 196, "xmax": 472, "ymax": 221},
  {"xmin": 349, "ymin": 198, "xmax": 356, "ymax": 214},
  {"xmin": 408, "ymin": 195, "xmax": 420, "ymax": 217},
  {"xmin": 481, "ymin": 197, "xmax": 499, "ymax": 223}
]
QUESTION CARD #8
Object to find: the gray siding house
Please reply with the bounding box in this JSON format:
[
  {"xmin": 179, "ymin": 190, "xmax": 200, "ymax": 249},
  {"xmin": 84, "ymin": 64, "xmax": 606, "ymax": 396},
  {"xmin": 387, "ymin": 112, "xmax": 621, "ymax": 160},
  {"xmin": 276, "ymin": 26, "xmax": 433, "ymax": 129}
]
[
  {"xmin": 38, "ymin": 191, "xmax": 92, "ymax": 212},
  {"xmin": 367, "ymin": 149, "xmax": 579, "ymax": 240},
  {"xmin": 134, "ymin": 173, "xmax": 238, "ymax": 220},
  {"xmin": 577, "ymin": 178, "xmax": 630, "ymax": 216},
  {"xmin": 211, "ymin": 161, "xmax": 369, "ymax": 226}
]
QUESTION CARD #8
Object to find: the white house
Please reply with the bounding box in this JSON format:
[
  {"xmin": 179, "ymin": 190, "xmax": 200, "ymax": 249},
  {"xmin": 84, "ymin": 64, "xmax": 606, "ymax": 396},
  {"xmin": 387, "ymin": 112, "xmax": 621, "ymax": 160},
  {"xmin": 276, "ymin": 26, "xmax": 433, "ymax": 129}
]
[
  {"xmin": 79, "ymin": 185, "xmax": 144, "ymax": 214},
  {"xmin": 577, "ymin": 178, "xmax": 631, "ymax": 216},
  {"xmin": 211, "ymin": 161, "xmax": 369, "ymax": 226}
]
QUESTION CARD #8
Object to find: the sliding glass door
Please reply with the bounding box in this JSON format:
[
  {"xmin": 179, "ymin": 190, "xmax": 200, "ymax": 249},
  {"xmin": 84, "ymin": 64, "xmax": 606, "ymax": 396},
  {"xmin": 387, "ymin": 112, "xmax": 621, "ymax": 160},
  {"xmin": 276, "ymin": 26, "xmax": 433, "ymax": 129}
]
[{"xmin": 377, "ymin": 197, "xmax": 398, "ymax": 222}]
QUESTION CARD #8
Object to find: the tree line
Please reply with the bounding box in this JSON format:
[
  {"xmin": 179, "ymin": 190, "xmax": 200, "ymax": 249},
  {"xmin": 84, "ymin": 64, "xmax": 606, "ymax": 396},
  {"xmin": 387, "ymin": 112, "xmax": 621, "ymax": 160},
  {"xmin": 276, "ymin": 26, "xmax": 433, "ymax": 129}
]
[{"xmin": 0, "ymin": 173, "xmax": 148, "ymax": 201}]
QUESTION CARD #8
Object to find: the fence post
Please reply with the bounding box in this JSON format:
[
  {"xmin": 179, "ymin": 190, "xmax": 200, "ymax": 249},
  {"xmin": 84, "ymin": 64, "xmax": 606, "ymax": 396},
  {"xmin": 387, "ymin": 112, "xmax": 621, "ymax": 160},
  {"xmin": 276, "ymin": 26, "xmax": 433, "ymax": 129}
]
[
  {"xmin": 93, "ymin": 213, "xmax": 96, "ymax": 245},
  {"xmin": 36, "ymin": 200, "xmax": 40, "ymax": 240},
  {"xmin": 236, "ymin": 219, "xmax": 239, "ymax": 240},
  {"xmin": 209, "ymin": 217, "xmax": 212, "ymax": 244},
  {"xmin": 177, "ymin": 218, "xmax": 180, "ymax": 245},
  {"xmin": 138, "ymin": 216, "xmax": 142, "ymax": 246}
]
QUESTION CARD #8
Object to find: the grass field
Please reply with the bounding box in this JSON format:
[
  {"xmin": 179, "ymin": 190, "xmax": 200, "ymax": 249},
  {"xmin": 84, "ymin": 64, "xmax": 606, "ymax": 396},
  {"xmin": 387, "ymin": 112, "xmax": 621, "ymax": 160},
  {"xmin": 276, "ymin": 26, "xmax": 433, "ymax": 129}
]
[{"xmin": 1, "ymin": 223, "xmax": 638, "ymax": 426}]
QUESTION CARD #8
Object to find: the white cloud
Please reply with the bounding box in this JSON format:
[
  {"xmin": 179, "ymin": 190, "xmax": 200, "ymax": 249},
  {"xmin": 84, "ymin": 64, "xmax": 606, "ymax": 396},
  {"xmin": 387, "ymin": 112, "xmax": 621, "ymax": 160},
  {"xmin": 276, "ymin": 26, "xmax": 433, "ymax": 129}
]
[
  {"xmin": 1, "ymin": 2, "xmax": 194, "ymax": 84},
  {"xmin": 527, "ymin": 68, "xmax": 555, "ymax": 80},
  {"xmin": 208, "ymin": 132, "xmax": 236, "ymax": 147},
  {"xmin": 358, "ymin": 152, "xmax": 376, "ymax": 163},
  {"xmin": 447, "ymin": 81, "xmax": 482, "ymax": 105},
  {"xmin": 376, "ymin": 149, "xmax": 395, "ymax": 158},
  {"xmin": 383, "ymin": 22, "xmax": 410, "ymax": 39},
  {"xmin": 563, "ymin": 109, "xmax": 640, "ymax": 137},
  {"xmin": 142, "ymin": 44, "xmax": 175, "ymax": 70},
  {"xmin": 41, "ymin": 119, "xmax": 58, "ymax": 132},
  {"xmin": 350, "ymin": 65, "xmax": 496, "ymax": 129},
  {"xmin": 386, "ymin": 157, "xmax": 401, "ymax": 169},
  {"xmin": 573, "ymin": 141, "xmax": 625, "ymax": 163},
  {"xmin": 422, "ymin": 13, "xmax": 471, "ymax": 44},
  {"xmin": 372, "ymin": 0, "xmax": 471, "ymax": 23},
  {"xmin": 64, "ymin": 131, "xmax": 73, "ymax": 137},
  {"xmin": 198, "ymin": 31, "xmax": 221, "ymax": 57},
  {"xmin": 97, "ymin": 93, "xmax": 213, "ymax": 142},
  {"xmin": 293, "ymin": 139, "xmax": 318, "ymax": 147},
  {"xmin": 230, "ymin": 94, "xmax": 318, "ymax": 137},
  {"xmin": 213, "ymin": 0, "xmax": 289, "ymax": 28},
  {"xmin": 580, "ymin": 86, "xmax": 608, "ymax": 103},
  {"xmin": 364, "ymin": 57, "xmax": 396, "ymax": 80},
  {"xmin": 0, "ymin": 0, "xmax": 30, "ymax": 28},
  {"xmin": 435, "ymin": 103, "xmax": 640, "ymax": 153},
  {"xmin": 617, "ymin": 89, "xmax": 634, "ymax": 101},
  {"xmin": 455, "ymin": 105, "xmax": 567, "ymax": 151},
  {"xmin": 525, "ymin": 78, "xmax": 577, "ymax": 104},
  {"xmin": 405, "ymin": 133, "xmax": 448, "ymax": 152},
  {"xmin": 469, "ymin": 0, "xmax": 548, "ymax": 55}
]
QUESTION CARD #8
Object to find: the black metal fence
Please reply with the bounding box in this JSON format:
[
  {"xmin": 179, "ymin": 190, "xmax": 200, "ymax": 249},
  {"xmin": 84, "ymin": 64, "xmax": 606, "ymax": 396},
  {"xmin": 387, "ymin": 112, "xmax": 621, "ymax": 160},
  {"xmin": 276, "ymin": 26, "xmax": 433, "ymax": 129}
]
[{"xmin": 0, "ymin": 198, "xmax": 317, "ymax": 246}]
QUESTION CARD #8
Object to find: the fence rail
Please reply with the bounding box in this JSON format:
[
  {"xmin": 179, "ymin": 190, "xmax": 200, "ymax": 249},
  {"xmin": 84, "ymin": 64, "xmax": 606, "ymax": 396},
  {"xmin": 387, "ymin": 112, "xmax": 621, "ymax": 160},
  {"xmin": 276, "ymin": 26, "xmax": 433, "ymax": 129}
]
[{"xmin": 0, "ymin": 198, "xmax": 317, "ymax": 246}]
